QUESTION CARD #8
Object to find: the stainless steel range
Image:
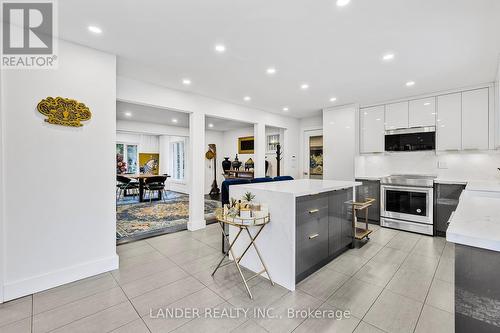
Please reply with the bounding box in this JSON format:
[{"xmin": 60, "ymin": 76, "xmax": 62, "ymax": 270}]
[{"xmin": 380, "ymin": 174, "xmax": 436, "ymax": 235}]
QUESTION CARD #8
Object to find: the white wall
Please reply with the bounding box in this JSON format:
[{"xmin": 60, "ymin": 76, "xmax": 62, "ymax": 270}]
[
  {"xmin": 0, "ymin": 40, "xmax": 117, "ymax": 301},
  {"xmin": 205, "ymin": 130, "xmax": 224, "ymax": 195},
  {"xmin": 265, "ymin": 127, "xmax": 285, "ymax": 177},
  {"xmin": 0, "ymin": 57, "xmax": 4, "ymax": 302},
  {"xmin": 220, "ymin": 126, "xmax": 255, "ymax": 169},
  {"xmin": 356, "ymin": 151, "xmax": 500, "ymax": 182},
  {"xmin": 298, "ymin": 115, "xmax": 323, "ymax": 178},
  {"xmin": 323, "ymin": 105, "xmax": 357, "ymax": 181}
]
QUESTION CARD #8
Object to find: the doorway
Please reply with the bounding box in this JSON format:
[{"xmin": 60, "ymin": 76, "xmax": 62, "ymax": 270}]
[{"xmin": 303, "ymin": 129, "xmax": 323, "ymax": 179}]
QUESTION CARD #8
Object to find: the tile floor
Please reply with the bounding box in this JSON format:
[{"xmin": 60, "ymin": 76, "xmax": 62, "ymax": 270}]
[{"xmin": 0, "ymin": 223, "xmax": 455, "ymax": 333}]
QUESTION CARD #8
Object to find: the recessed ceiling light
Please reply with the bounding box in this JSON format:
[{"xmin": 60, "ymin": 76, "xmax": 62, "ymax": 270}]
[
  {"xmin": 88, "ymin": 25, "xmax": 102, "ymax": 34},
  {"xmin": 382, "ymin": 53, "xmax": 395, "ymax": 61},
  {"xmin": 330, "ymin": 97, "xmax": 337, "ymax": 102},
  {"xmin": 214, "ymin": 44, "xmax": 226, "ymax": 53},
  {"xmin": 124, "ymin": 112, "xmax": 132, "ymax": 117},
  {"xmin": 424, "ymin": 102, "xmax": 431, "ymax": 106},
  {"xmin": 172, "ymin": 118, "xmax": 178, "ymax": 123},
  {"xmin": 406, "ymin": 81, "xmax": 415, "ymax": 87},
  {"xmin": 282, "ymin": 107, "xmax": 289, "ymax": 112},
  {"xmin": 208, "ymin": 123, "xmax": 214, "ymax": 128},
  {"xmin": 243, "ymin": 96, "xmax": 251, "ymax": 101},
  {"xmin": 300, "ymin": 83, "xmax": 309, "ymax": 90},
  {"xmin": 182, "ymin": 78, "xmax": 191, "ymax": 85},
  {"xmin": 266, "ymin": 67, "xmax": 277, "ymax": 75},
  {"xmin": 336, "ymin": 0, "xmax": 351, "ymax": 7}
]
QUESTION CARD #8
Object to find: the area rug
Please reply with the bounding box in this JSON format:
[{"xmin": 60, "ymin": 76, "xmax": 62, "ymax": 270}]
[{"xmin": 116, "ymin": 192, "xmax": 220, "ymax": 243}]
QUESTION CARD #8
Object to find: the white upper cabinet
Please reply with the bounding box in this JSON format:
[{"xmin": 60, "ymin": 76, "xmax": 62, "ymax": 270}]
[
  {"xmin": 409, "ymin": 97, "xmax": 436, "ymax": 128},
  {"xmin": 462, "ymin": 88, "xmax": 489, "ymax": 150},
  {"xmin": 436, "ymin": 93, "xmax": 461, "ymax": 150},
  {"xmin": 360, "ymin": 106, "xmax": 385, "ymax": 153},
  {"xmin": 385, "ymin": 101, "xmax": 408, "ymax": 130}
]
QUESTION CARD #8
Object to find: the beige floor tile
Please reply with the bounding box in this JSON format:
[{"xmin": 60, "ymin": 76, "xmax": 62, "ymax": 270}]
[
  {"xmin": 110, "ymin": 319, "xmax": 150, "ymax": 333},
  {"xmin": 227, "ymin": 281, "xmax": 289, "ymax": 311},
  {"xmin": 411, "ymin": 236, "xmax": 446, "ymax": 258},
  {"xmin": 120, "ymin": 265, "xmax": 189, "ymax": 298},
  {"xmin": 426, "ymin": 279, "xmax": 454, "ymax": 313},
  {"xmin": 353, "ymin": 321, "xmax": 386, "ymax": 333},
  {"xmin": 353, "ymin": 261, "xmax": 399, "ymax": 287},
  {"xmin": 348, "ymin": 242, "xmax": 384, "ymax": 260},
  {"xmin": 326, "ymin": 277, "xmax": 384, "ymax": 319},
  {"xmin": 293, "ymin": 302, "xmax": 361, "ymax": 333},
  {"xmin": 0, "ymin": 317, "xmax": 32, "ymax": 333},
  {"xmin": 364, "ymin": 290, "xmax": 423, "ymax": 333},
  {"xmin": 415, "ymin": 304, "xmax": 454, "ymax": 333},
  {"xmin": 148, "ymin": 237, "xmax": 206, "ymax": 255},
  {"xmin": 370, "ymin": 247, "xmax": 409, "ymax": 266},
  {"xmin": 33, "ymin": 287, "xmax": 127, "ymax": 333},
  {"xmin": 167, "ymin": 245, "xmax": 220, "ymax": 265},
  {"xmin": 231, "ymin": 319, "xmax": 268, "ymax": 333},
  {"xmin": 117, "ymin": 241, "xmax": 157, "ymax": 259},
  {"xmin": 386, "ymin": 233, "xmax": 420, "ymax": 252},
  {"xmin": 386, "ymin": 267, "xmax": 433, "ymax": 302},
  {"xmin": 326, "ymin": 253, "xmax": 368, "ymax": 276},
  {"xmin": 368, "ymin": 228, "xmax": 397, "ymax": 246},
  {"xmin": 50, "ymin": 301, "xmax": 138, "ymax": 333},
  {"xmin": 178, "ymin": 252, "xmax": 223, "ymax": 275},
  {"xmin": 435, "ymin": 257, "xmax": 454, "ymax": 283},
  {"xmin": 0, "ymin": 295, "xmax": 32, "ymax": 328},
  {"xmin": 119, "ymin": 250, "xmax": 166, "ymax": 268},
  {"xmin": 131, "ymin": 276, "xmax": 205, "ymax": 316},
  {"xmin": 400, "ymin": 252, "xmax": 439, "ymax": 275},
  {"xmin": 112, "ymin": 257, "xmax": 177, "ymax": 285},
  {"xmin": 255, "ymin": 290, "xmax": 322, "ymax": 333},
  {"xmin": 34, "ymin": 273, "xmax": 117, "ymax": 314},
  {"xmin": 441, "ymin": 242, "xmax": 455, "ymax": 259},
  {"xmin": 171, "ymin": 302, "xmax": 247, "ymax": 333},
  {"xmin": 143, "ymin": 287, "xmax": 225, "ymax": 333},
  {"xmin": 297, "ymin": 267, "xmax": 350, "ymax": 300}
]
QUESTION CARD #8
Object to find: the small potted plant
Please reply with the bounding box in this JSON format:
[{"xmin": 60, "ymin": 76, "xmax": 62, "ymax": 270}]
[{"xmin": 242, "ymin": 191, "xmax": 260, "ymax": 211}]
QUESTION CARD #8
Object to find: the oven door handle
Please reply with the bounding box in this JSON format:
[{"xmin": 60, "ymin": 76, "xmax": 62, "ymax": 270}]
[{"xmin": 381, "ymin": 185, "xmax": 433, "ymax": 193}]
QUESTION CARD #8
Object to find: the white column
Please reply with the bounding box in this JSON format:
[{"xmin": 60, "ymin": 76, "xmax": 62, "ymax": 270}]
[
  {"xmin": 0, "ymin": 68, "xmax": 4, "ymax": 303},
  {"xmin": 188, "ymin": 112, "xmax": 206, "ymax": 231},
  {"xmin": 254, "ymin": 122, "xmax": 266, "ymax": 177}
]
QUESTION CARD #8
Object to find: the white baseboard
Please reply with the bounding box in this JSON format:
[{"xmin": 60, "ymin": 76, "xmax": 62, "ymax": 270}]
[{"xmin": 3, "ymin": 254, "xmax": 119, "ymax": 301}]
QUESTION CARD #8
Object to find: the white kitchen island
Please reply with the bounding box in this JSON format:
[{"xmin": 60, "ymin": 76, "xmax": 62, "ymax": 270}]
[{"xmin": 228, "ymin": 179, "xmax": 361, "ymax": 291}]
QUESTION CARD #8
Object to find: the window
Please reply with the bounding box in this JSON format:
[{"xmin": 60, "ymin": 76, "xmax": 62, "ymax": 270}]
[
  {"xmin": 171, "ymin": 141, "xmax": 185, "ymax": 180},
  {"xmin": 116, "ymin": 143, "xmax": 138, "ymax": 174},
  {"xmin": 266, "ymin": 134, "xmax": 280, "ymax": 153}
]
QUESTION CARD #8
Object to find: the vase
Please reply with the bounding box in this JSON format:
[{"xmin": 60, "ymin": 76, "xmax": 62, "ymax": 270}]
[
  {"xmin": 232, "ymin": 154, "xmax": 242, "ymax": 170},
  {"xmin": 222, "ymin": 157, "xmax": 231, "ymax": 173}
]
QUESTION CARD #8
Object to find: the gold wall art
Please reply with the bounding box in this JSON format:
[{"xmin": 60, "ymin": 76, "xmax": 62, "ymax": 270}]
[
  {"xmin": 37, "ymin": 97, "xmax": 92, "ymax": 127},
  {"xmin": 238, "ymin": 136, "xmax": 254, "ymax": 154}
]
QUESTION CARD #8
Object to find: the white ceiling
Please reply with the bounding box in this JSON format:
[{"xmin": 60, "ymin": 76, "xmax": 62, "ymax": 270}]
[
  {"xmin": 116, "ymin": 101, "xmax": 252, "ymax": 131},
  {"xmin": 61, "ymin": 0, "xmax": 500, "ymax": 117}
]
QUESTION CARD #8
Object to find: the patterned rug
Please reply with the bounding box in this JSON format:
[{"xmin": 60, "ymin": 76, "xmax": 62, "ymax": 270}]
[{"xmin": 116, "ymin": 192, "xmax": 220, "ymax": 243}]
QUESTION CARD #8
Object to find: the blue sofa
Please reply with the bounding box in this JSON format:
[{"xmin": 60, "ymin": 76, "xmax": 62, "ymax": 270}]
[{"xmin": 221, "ymin": 176, "xmax": 294, "ymax": 205}]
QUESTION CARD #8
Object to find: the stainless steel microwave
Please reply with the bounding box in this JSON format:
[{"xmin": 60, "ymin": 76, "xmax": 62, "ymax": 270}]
[{"xmin": 385, "ymin": 126, "xmax": 435, "ymax": 152}]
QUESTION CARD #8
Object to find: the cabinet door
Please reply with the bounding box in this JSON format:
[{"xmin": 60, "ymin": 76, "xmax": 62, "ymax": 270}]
[
  {"xmin": 360, "ymin": 106, "xmax": 385, "ymax": 153},
  {"xmin": 437, "ymin": 93, "xmax": 461, "ymax": 151},
  {"xmin": 385, "ymin": 101, "xmax": 409, "ymax": 129},
  {"xmin": 434, "ymin": 183, "xmax": 465, "ymax": 236},
  {"xmin": 329, "ymin": 188, "xmax": 353, "ymax": 255},
  {"xmin": 296, "ymin": 195, "xmax": 329, "ymax": 277},
  {"xmin": 462, "ymin": 88, "xmax": 489, "ymax": 150},
  {"xmin": 340, "ymin": 188, "xmax": 354, "ymax": 249},
  {"xmin": 409, "ymin": 97, "xmax": 436, "ymax": 127}
]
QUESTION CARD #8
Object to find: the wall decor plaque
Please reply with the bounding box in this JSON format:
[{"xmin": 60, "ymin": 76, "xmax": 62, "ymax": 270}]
[
  {"xmin": 238, "ymin": 136, "xmax": 254, "ymax": 154},
  {"xmin": 37, "ymin": 97, "xmax": 92, "ymax": 127}
]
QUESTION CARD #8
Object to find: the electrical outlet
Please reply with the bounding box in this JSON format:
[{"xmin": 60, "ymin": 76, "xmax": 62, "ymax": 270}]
[{"xmin": 438, "ymin": 160, "xmax": 448, "ymax": 169}]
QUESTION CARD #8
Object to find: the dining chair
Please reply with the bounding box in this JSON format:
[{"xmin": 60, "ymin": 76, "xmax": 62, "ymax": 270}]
[
  {"xmin": 116, "ymin": 175, "xmax": 139, "ymax": 202},
  {"xmin": 144, "ymin": 175, "xmax": 168, "ymax": 202}
]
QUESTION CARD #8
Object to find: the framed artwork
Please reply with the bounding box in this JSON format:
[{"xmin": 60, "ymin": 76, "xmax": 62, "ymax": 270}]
[
  {"xmin": 238, "ymin": 136, "xmax": 254, "ymax": 154},
  {"xmin": 139, "ymin": 153, "xmax": 160, "ymax": 175}
]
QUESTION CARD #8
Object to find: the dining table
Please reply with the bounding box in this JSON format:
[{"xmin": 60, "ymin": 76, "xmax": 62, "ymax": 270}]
[{"xmin": 124, "ymin": 173, "xmax": 170, "ymax": 202}]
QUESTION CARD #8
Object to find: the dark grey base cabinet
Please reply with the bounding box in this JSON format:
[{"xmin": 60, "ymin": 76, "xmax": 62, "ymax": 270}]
[
  {"xmin": 355, "ymin": 179, "xmax": 380, "ymax": 224},
  {"xmin": 434, "ymin": 183, "xmax": 466, "ymax": 237},
  {"xmin": 296, "ymin": 188, "xmax": 353, "ymax": 283}
]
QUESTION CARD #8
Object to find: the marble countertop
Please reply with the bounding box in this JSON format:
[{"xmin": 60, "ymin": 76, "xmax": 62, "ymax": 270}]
[
  {"xmin": 447, "ymin": 189, "xmax": 500, "ymax": 252},
  {"xmin": 233, "ymin": 179, "xmax": 361, "ymax": 197},
  {"xmin": 465, "ymin": 180, "xmax": 500, "ymax": 192}
]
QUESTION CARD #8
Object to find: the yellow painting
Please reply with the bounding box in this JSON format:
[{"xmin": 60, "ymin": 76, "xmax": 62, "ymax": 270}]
[{"xmin": 139, "ymin": 153, "xmax": 160, "ymax": 175}]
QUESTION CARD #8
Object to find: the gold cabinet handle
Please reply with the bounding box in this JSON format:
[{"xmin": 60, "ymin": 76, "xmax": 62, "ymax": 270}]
[
  {"xmin": 309, "ymin": 233, "xmax": 319, "ymax": 239},
  {"xmin": 309, "ymin": 209, "xmax": 319, "ymax": 214}
]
